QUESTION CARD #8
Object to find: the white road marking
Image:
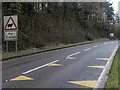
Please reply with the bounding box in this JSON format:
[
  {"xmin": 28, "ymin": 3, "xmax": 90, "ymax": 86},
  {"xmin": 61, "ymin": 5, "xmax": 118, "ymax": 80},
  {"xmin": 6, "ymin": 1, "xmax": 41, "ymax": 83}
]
[
  {"xmin": 94, "ymin": 45, "xmax": 118, "ymax": 88},
  {"xmin": 84, "ymin": 48, "xmax": 91, "ymax": 51},
  {"xmin": 94, "ymin": 45, "xmax": 98, "ymax": 48},
  {"xmin": 5, "ymin": 80, "xmax": 8, "ymax": 82},
  {"xmin": 104, "ymin": 43, "xmax": 107, "ymax": 45},
  {"xmin": 67, "ymin": 52, "xmax": 80, "ymax": 57},
  {"xmin": 22, "ymin": 60, "xmax": 59, "ymax": 74}
]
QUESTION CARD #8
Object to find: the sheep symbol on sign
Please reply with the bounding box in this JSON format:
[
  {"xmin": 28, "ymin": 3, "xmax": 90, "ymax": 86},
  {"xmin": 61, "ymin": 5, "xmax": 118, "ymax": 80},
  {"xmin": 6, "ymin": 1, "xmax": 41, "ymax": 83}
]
[
  {"xmin": 4, "ymin": 15, "xmax": 18, "ymax": 41},
  {"xmin": 8, "ymin": 23, "xmax": 13, "ymax": 28},
  {"xmin": 4, "ymin": 16, "xmax": 17, "ymax": 30}
]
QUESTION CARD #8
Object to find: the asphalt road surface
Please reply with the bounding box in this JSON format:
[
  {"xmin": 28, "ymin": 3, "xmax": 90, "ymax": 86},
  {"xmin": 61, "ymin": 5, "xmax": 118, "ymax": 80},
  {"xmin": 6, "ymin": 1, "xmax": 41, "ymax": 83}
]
[{"xmin": 2, "ymin": 40, "xmax": 119, "ymax": 89}]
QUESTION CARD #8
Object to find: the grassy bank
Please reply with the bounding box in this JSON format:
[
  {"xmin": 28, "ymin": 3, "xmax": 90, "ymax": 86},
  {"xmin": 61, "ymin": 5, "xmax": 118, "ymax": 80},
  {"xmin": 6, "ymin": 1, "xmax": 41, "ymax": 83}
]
[
  {"xmin": 2, "ymin": 38, "xmax": 109, "ymax": 60},
  {"xmin": 105, "ymin": 49, "xmax": 120, "ymax": 89}
]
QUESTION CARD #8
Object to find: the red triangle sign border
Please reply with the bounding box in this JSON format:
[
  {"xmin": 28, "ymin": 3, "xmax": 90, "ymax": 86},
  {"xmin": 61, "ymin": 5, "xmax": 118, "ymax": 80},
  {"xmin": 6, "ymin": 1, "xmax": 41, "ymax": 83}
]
[{"xmin": 4, "ymin": 16, "xmax": 17, "ymax": 30}]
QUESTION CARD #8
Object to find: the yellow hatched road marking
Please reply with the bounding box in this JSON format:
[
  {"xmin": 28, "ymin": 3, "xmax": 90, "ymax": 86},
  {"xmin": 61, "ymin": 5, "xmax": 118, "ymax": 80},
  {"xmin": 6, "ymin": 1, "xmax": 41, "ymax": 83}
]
[
  {"xmin": 87, "ymin": 66, "xmax": 105, "ymax": 69},
  {"xmin": 65, "ymin": 57, "xmax": 75, "ymax": 59},
  {"xmin": 68, "ymin": 81, "xmax": 97, "ymax": 88},
  {"xmin": 10, "ymin": 75, "xmax": 34, "ymax": 81},
  {"xmin": 96, "ymin": 58, "xmax": 110, "ymax": 60},
  {"xmin": 47, "ymin": 64, "xmax": 63, "ymax": 66}
]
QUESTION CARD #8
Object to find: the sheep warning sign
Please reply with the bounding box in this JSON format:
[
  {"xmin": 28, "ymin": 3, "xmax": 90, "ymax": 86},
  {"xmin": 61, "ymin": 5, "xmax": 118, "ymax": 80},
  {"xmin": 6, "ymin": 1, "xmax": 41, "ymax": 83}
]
[
  {"xmin": 4, "ymin": 16, "xmax": 17, "ymax": 30},
  {"xmin": 4, "ymin": 15, "xmax": 18, "ymax": 41}
]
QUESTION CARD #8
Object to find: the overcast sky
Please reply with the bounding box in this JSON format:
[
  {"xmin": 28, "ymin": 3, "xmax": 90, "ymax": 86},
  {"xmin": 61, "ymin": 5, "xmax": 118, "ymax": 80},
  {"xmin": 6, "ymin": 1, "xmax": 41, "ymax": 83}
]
[{"xmin": 109, "ymin": 0, "xmax": 120, "ymax": 13}]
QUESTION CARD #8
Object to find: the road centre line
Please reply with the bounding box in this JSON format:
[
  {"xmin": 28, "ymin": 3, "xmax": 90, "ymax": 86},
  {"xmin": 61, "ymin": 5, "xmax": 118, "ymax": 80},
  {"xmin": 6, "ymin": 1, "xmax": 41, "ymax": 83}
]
[
  {"xmin": 67, "ymin": 52, "xmax": 80, "ymax": 57},
  {"xmin": 94, "ymin": 45, "xmax": 98, "ymax": 48},
  {"xmin": 22, "ymin": 60, "xmax": 59, "ymax": 74},
  {"xmin": 84, "ymin": 48, "xmax": 91, "ymax": 51}
]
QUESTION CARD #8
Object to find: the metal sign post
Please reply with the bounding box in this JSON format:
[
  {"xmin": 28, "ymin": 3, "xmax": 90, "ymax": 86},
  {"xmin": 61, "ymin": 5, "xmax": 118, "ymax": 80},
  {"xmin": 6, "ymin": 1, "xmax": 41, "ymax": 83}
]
[
  {"xmin": 6, "ymin": 41, "xmax": 8, "ymax": 52},
  {"xmin": 4, "ymin": 15, "xmax": 18, "ymax": 52},
  {"xmin": 15, "ymin": 41, "xmax": 18, "ymax": 52}
]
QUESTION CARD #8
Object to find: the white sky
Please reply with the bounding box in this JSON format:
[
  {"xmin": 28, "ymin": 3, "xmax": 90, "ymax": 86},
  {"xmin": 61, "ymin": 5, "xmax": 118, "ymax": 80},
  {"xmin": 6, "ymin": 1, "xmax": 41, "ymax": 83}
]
[{"xmin": 109, "ymin": 0, "xmax": 120, "ymax": 13}]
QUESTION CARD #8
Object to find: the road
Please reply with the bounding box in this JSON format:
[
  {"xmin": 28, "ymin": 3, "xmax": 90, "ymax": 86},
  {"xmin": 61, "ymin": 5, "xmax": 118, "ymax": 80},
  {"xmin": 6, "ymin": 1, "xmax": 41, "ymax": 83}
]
[{"xmin": 2, "ymin": 40, "xmax": 119, "ymax": 89}]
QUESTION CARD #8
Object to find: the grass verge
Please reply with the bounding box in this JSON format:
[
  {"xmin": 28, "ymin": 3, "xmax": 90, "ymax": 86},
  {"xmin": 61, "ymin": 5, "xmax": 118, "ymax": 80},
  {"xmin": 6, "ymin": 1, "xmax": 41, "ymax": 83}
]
[
  {"xmin": 105, "ymin": 49, "xmax": 120, "ymax": 89},
  {"xmin": 2, "ymin": 38, "xmax": 109, "ymax": 60}
]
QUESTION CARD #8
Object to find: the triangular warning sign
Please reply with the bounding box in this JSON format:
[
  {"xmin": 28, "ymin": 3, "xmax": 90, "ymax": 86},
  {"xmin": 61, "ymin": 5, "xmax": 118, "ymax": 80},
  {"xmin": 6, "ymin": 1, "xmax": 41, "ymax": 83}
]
[{"xmin": 4, "ymin": 16, "xmax": 17, "ymax": 30}]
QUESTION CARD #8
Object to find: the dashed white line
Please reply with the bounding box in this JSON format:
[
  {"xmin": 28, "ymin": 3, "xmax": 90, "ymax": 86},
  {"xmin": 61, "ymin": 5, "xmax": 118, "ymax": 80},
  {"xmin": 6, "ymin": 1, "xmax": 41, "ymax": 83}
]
[
  {"xmin": 22, "ymin": 60, "xmax": 59, "ymax": 74},
  {"xmin": 94, "ymin": 45, "xmax": 98, "ymax": 48},
  {"xmin": 84, "ymin": 48, "xmax": 91, "ymax": 51},
  {"xmin": 104, "ymin": 43, "xmax": 107, "ymax": 45},
  {"xmin": 67, "ymin": 52, "xmax": 80, "ymax": 57}
]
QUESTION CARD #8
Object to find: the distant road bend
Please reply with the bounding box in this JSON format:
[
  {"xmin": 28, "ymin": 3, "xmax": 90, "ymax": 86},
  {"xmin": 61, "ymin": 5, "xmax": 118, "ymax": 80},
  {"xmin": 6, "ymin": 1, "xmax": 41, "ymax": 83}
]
[{"xmin": 2, "ymin": 40, "xmax": 119, "ymax": 88}]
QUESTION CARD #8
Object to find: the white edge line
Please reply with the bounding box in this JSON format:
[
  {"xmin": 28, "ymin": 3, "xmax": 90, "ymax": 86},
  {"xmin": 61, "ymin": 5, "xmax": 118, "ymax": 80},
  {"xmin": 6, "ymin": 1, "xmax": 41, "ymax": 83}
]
[
  {"xmin": 93, "ymin": 45, "xmax": 118, "ymax": 89},
  {"xmin": 67, "ymin": 52, "xmax": 80, "ymax": 57},
  {"xmin": 22, "ymin": 60, "xmax": 59, "ymax": 74}
]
